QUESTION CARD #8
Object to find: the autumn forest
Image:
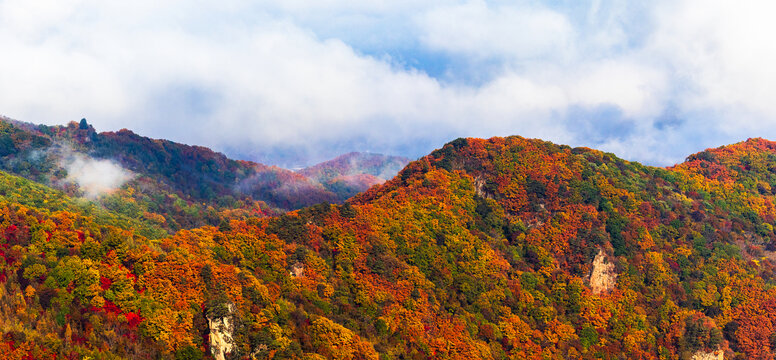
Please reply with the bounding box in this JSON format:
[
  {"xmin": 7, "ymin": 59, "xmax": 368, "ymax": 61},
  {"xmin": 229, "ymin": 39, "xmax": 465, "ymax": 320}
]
[{"xmin": 2, "ymin": 118, "xmax": 776, "ymax": 359}]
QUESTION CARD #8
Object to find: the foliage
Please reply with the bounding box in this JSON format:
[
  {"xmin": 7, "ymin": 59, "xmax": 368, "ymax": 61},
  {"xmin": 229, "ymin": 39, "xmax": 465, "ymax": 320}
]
[{"xmin": 7, "ymin": 134, "xmax": 776, "ymax": 358}]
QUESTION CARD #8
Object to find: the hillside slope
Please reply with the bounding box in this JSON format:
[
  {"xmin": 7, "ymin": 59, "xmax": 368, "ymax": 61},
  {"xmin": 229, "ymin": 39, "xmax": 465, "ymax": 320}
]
[
  {"xmin": 0, "ymin": 117, "xmax": 398, "ymax": 232},
  {"xmin": 91, "ymin": 127, "xmax": 338, "ymax": 211},
  {"xmin": 4, "ymin": 136, "xmax": 776, "ymax": 358}
]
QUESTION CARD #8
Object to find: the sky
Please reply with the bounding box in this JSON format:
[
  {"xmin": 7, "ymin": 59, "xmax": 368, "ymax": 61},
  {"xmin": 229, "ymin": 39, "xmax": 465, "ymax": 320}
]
[{"xmin": 2, "ymin": 0, "xmax": 776, "ymax": 167}]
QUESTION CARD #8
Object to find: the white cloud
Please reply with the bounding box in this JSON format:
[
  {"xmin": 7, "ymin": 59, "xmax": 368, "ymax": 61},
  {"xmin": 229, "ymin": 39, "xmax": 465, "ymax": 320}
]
[
  {"xmin": 648, "ymin": 0, "xmax": 776, "ymax": 121},
  {"xmin": 417, "ymin": 1, "xmax": 574, "ymax": 61},
  {"xmin": 1, "ymin": 1, "xmax": 776, "ymax": 167},
  {"xmin": 566, "ymin": 59, "xmax": 667, "ymax": 119}
]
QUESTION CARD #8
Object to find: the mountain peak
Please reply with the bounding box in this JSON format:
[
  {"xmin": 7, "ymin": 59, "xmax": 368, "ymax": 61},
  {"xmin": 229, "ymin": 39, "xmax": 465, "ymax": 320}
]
[
  {"xmin": 297, "ymin": 151, "xmax": 411, "ymax": 201},
  {"xmin": 299, "ymin": 151, "xmax": 410, "ymax": 181}
]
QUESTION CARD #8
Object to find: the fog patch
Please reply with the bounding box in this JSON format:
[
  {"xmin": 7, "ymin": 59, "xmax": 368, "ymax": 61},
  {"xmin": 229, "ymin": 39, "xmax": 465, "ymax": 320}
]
[{"xmin": 61, "ymin": 153, "xmax": 133, "ymax": 199}]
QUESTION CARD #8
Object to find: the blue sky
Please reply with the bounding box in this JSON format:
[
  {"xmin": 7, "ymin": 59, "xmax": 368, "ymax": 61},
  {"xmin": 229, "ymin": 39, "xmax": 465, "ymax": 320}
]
[{"xmin": 1, "ymin": 0, "xmax": 776, "ymax": 167}]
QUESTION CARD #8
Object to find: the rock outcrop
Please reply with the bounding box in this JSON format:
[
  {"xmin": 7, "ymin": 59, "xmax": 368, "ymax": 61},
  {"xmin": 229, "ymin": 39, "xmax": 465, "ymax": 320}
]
[
  {"xmin": 590, "ymin": 249, "xmax": 616, "ymax": 294},
  {"xmin": 691, "ymin": 349, "xmax": 723, "ymax": 360},
  {"xmin": 208, "ymin": 303, "xmax": 235, "ymax": 360}
]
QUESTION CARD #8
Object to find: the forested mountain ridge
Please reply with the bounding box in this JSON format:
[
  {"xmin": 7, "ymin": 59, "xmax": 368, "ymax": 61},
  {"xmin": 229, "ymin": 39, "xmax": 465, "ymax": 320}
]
[
  {"xmin": 3, "ymin": 135, "xmax": 776, "ymax": 359},
  {"xmin": 0, "ymin": 117, "xmax": 405, "ymax": 234}
]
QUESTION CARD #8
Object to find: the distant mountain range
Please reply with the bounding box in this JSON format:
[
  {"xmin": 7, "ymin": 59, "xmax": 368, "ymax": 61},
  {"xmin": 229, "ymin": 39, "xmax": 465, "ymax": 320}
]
[
  {"xmin": 0, "ymin": 116, "xmax": 409, "ymax": 233},
  {"xmin": 298, "ymin": 152, "xmax": 410, "ymax": 200}
]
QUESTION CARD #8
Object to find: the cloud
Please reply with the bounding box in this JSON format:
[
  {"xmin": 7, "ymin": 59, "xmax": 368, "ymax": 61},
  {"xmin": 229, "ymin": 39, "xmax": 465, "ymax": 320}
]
[
  {"xmin": 648, "ymin": 0, "xmax": 776, "ymax": 116},
  {"xmin": 1, "ymin": 1, "xmax": 776, "ymax": 167},
  {"xmin": 417, "ymin": 1, "xmax": 573, "ymax": 61},
  {"xmin": 61, "ymin": 152, "xmax": 133, "ymax": 199}
]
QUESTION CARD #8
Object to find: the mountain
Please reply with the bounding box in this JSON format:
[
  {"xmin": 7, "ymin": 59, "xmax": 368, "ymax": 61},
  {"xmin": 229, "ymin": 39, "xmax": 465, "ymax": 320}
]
[
  {"xmin": 90, "ymin": 127, "xmax": 337, "ymax": 211},
  {"xmin": 0, "ymin": 117, "xmax": 402, "ymax": 233},
  {"xmin": 298, "ymin": 152, "xmax": 410, "ymax": 201},
  {"xmin": 5, "ymin": 135, "xmax": 776, "ymax": 358}
]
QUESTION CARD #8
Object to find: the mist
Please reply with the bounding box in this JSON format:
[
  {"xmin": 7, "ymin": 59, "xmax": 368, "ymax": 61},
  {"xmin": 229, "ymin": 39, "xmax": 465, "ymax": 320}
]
[{"xmin": 61, "ymin": 153, "xmax": 134, "ymax": 199}]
